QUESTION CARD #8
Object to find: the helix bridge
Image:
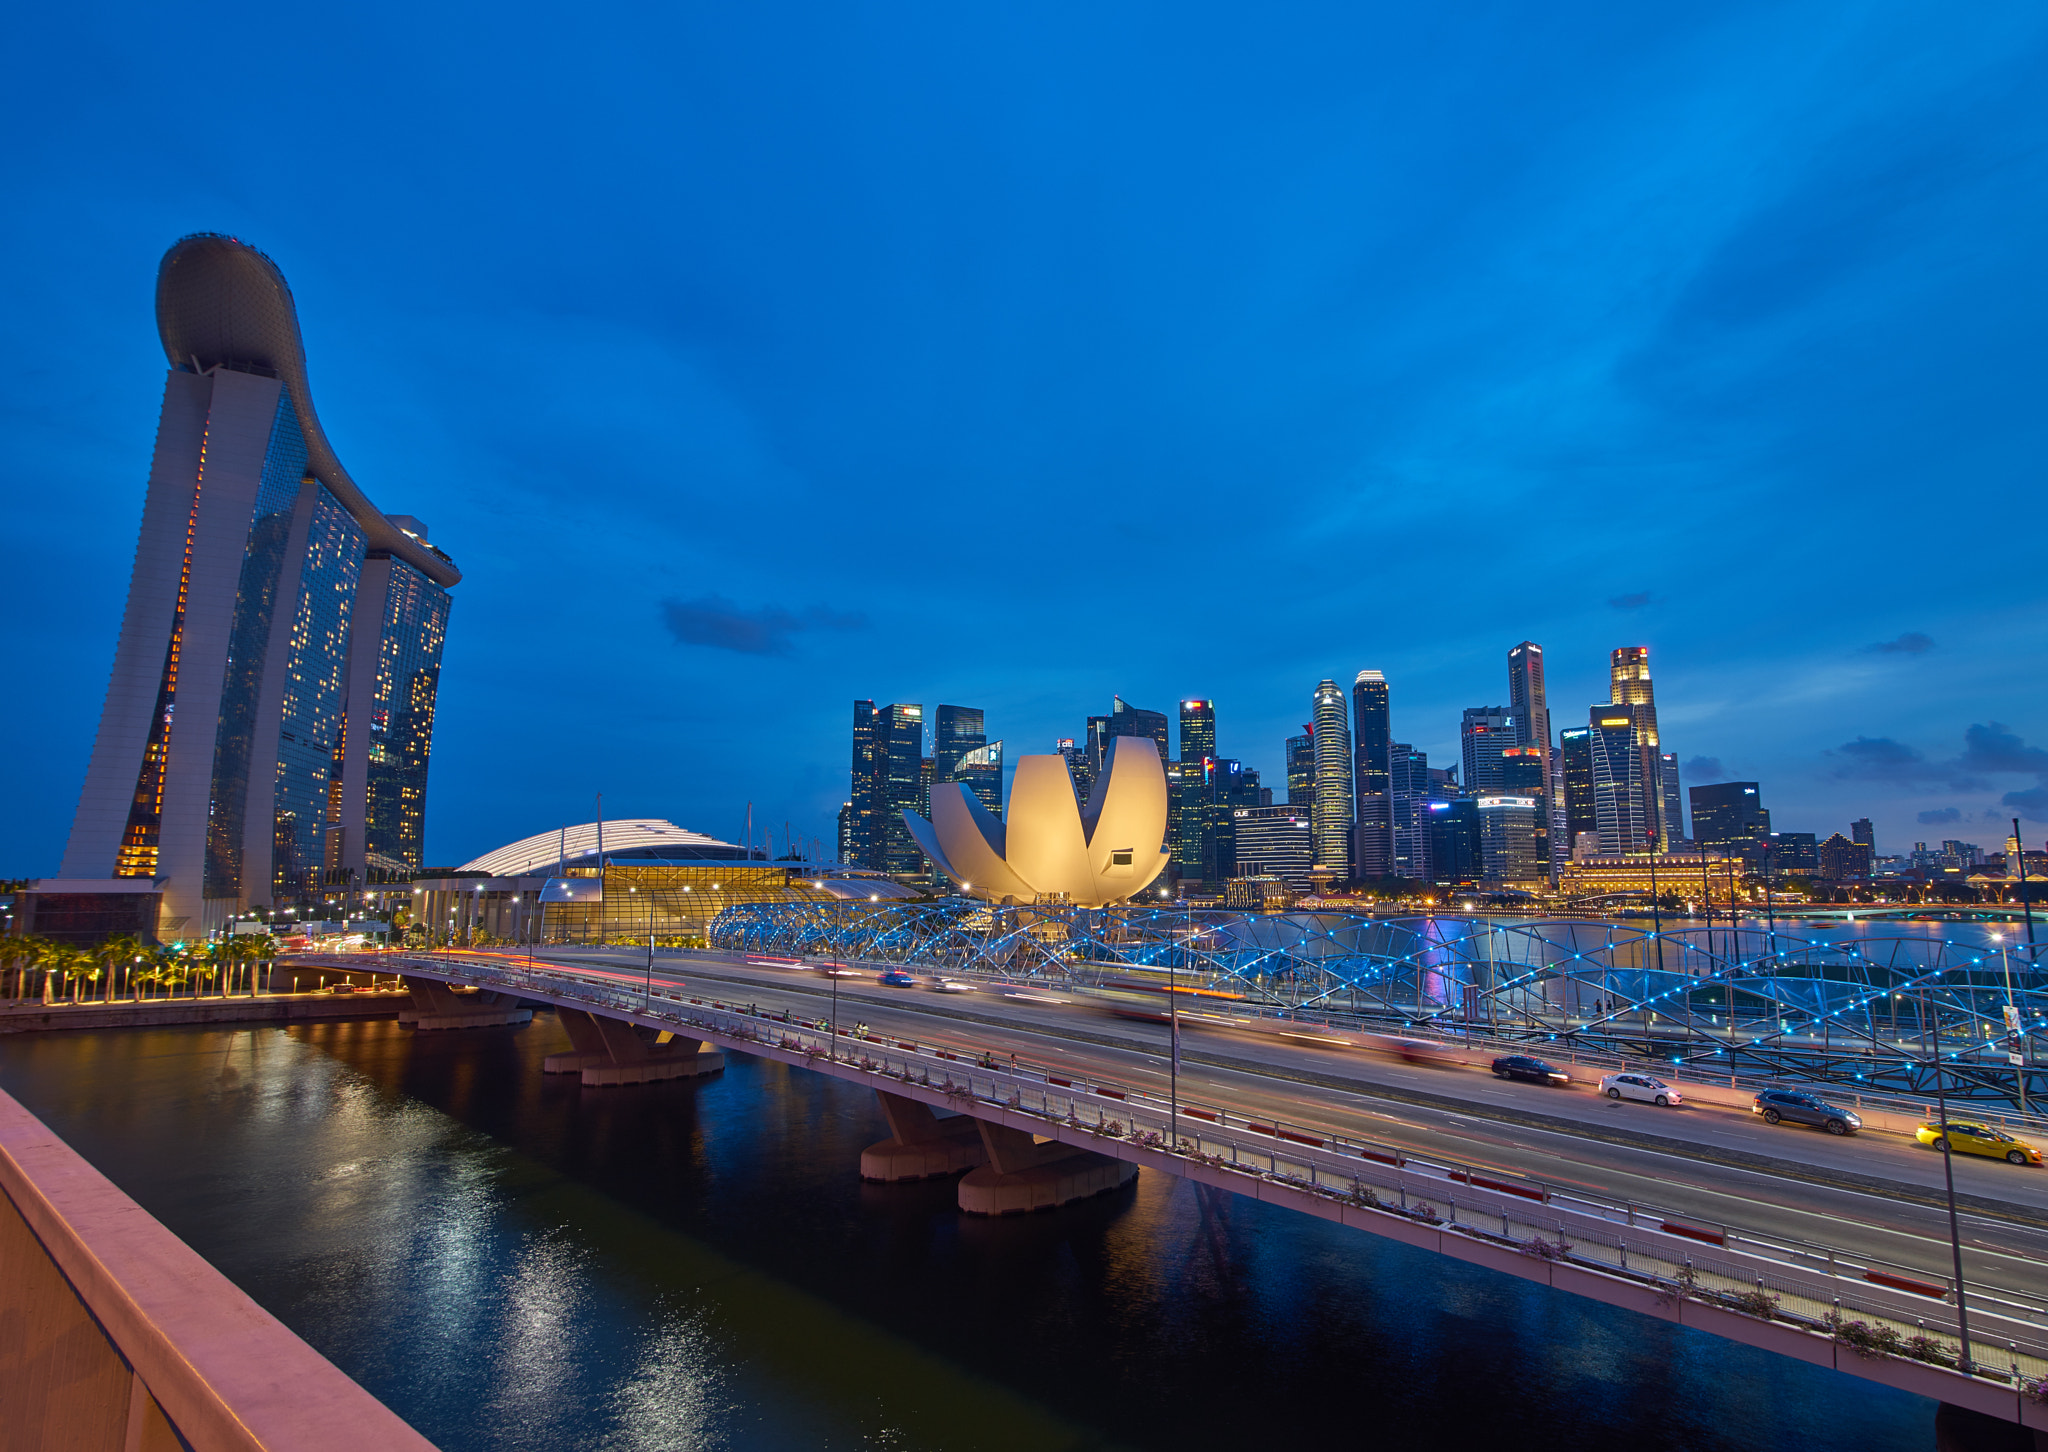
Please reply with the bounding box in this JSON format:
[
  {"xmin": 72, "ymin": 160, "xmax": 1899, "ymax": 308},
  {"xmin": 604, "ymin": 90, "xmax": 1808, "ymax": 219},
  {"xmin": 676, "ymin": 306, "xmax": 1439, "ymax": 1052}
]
[{"xmin": 711, "ymin": 899, "xmax": 2047, "ymax": 1107}]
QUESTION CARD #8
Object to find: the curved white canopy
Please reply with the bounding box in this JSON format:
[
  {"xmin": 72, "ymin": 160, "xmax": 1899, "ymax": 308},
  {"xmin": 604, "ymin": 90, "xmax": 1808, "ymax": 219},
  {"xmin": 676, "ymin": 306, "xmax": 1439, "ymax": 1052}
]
[{"xmin": 460, "ymin": 820, "xmax": 743, "ymax": 877}]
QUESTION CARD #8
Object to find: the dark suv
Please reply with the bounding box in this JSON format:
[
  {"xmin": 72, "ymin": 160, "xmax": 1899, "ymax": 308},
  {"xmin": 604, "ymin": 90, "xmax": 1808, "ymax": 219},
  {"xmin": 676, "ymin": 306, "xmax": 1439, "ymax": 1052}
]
[
  {"xmin": 1491, "ymin": 1055, "xmax": 1570, "ymax": 1086},
  {"xmin": 1752, "ymin": 1089, "xmax": 1862, "ymax": 1135}
]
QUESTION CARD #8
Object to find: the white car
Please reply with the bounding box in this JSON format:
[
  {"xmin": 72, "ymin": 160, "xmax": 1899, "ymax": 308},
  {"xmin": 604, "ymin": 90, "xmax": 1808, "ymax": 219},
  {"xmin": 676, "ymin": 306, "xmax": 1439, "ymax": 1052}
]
[
  {"xmin": 1600, "ymin": 1072, "xmax": 1682, "ymax": 1107},
  {"xmin": 932, "ymin": 979, "xmax": 976, "ymax": 994}
]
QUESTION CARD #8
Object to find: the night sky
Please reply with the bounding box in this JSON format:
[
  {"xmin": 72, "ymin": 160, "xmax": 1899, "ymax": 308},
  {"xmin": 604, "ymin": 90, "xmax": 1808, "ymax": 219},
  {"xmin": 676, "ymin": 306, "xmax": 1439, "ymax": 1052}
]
[{"xmin": 4, "ymin": 2, "xmax": 2045, "ymax": 874}]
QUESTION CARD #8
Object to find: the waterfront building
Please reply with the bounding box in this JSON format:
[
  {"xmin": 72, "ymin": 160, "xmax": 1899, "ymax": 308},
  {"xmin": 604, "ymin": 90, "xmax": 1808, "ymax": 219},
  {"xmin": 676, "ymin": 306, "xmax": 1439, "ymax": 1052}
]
[
  {"xmin": 873, "ymin": 704, "xmax": 926, "ymax": 875},
  {"xmin": 1558, "ymin": 726, "xmax": 1596, "ymax": 853},
  {"xmin": 1818, "ymin": 833, "xmax": 1874, "ymax": 881},
  {"xmin": 1587, "ymin": 705, "xmax": 1653, "ymax": 854},
  {"xmin": 1388, "ymin": 743, "xmax": 1431, "ymax": 881},
  {"xmin": 1477, "ymin": 796, "xmax": 1546, "ymax": 886},
  {"xmin": 1770, "ymin": 832, "xmax": 1819, "ymax": 874},
  {"xmin": 1689, "ymin": 782, "xmax": 1772, "ymax": 866},
  {"xmin": 1557, "ymin": 850, "xmax": 1744, "ymax": 904},
  {"xmin": 1852, "ymin": 817, "xmax": 1875, "ymax": 850},
  {"xmin": 933, "ymin": 705, "xmax": 1000, "ymax": 819},
  {"xmin": 1103, "ymin": 697, "xmax": 1170, "ymax": 768},
  {"xmin": 1426, "ymin": 799, "xmax": 1481, "ymax": 884},
  {"xmin": 61, "ymin": 235, "xmax": 459, "ymax": 937},
  {"xmin": 1351, "ymin": 671, "xmax": 1393, "ymax": 878},
  {"xmin": 1179, "ymin": 699, "xmax": 1216, "ymax": 764},
  {"xmin": 1609, "ymin": 647, "xmax": 1670, "ymax": 849},
  {"xmin": 1310, "ymin": 681, "xmax": 1353, "ymax": 875},
  {"xmin": 1459, "ymin": 707, "xmax": 1514, "ymax": 796},
  {"xmin": 1500, "ymin": 744, "xmax": 1550, "ymax": 874},
  {"xmin": 1231, "ymin": 805, "xmax": 1314, "ymax": 889},
  {"xmin": 1285, "ymin": 731, "xmax": 1315, "ymax": 806},
  {"xmin": 1168, "ymin": 758, "xmax": 1205, "ymax": 882},
  {"xmin": 849, "ymin": 702, "xmax": 878, "ymax": 865}
]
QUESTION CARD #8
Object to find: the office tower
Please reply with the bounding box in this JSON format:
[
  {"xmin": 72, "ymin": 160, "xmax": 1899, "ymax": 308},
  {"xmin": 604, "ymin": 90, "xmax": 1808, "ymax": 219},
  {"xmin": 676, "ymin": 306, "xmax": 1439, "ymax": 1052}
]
[
  {"xmin": 836, "ymin": 802, "xmax": 855, "ymax": 864},
  {"xmin": 1231, "ymin": 804, "xmax": 1315, "ymax": 888},
  {"xmin": 1586, "ymin": 706, "xmax": 1651, "ymax": 853},
  {"xmin": 864, "ymin": 703, "xmax": 924, "ymax": 874},
  {"xmin": 1609, "ymin": 647, "xmax": 1669, "ymax": 849},
  {"xmin": 1205, "ymin": 758, "xmax": 1261, "ymax": 883},
  {"xmin": 1506, "ymin": 642, "xmax": 1552, "ymax": 794},
  {"xmin": 1769, "ymin": 832, "xmax": 1819, "ymax": 873},
  {"xmin": 1498, "ymin": 744, "xmax": 1549, "ymax": 874},
  {"xmin": 1460, "ymin": 707, "xmax": 1513, "ymax": 796},
  {"xmin": 1108, "ymin": 697, "xmax": 1170, "ymax": 764},
  {"xmin": 1085, "ymin": 715, "xmax": 1112, "ymax": 774},
  {"xmin": 1169, "ymin": 759, "xmax": 1206, "ymax": 882},
  {"xmin": 1478, "ymin": 794, "xmax": 1546, "ymax": 884},
  {"xmin": 1659, "ymin": 753, "xmax": 1685, "ymax": 844},
  {"xmin": 62, "ymin": 236, "xmax": 458, "ymax": 935},
  {"xmin": 1351, "ymin": 671, "xmax": 1393, "ymax": 878},
  {"xmin": 1851, "ymin": 817, "xmax": 1875, "ymax": 850},
  {"xmin": 1310, "ymin": 681, "xmax": 1353, "ymax": 874},
  {"xmin": 1427, "ymin": 799, "xmax": 1481, "ymax": 884},
  {"xmin": 1179, "ymin": 699, "xmax": 1216, "ymax": 764},
  {"xmin": 1689, "ymin": 781, "xmax": 1771, "ymax": 866},
  {"xmin": 932, "ymin": 706, "xmax": 983, "ymax": 785},
  {"xmin": 1055, "ymin": 738, "xmax": 1093, "ymax": 806},
  {"xmin": 954, "ymin": 741, "xmax": 1003, "ymax": 819},
  {"xmin": 1388, "ymin": 743, "xmax": 1431, "ymax": 881},
  {"xmin": 1285, "ymin": 730, "xmax": 1315, "ymax": 806},
  {"xmin": 849, "ymin": 701, "xmax": 878, "ymax": 865},
  {"xmin": 1558, "ymin": 728, "xmax": 1598, "ymax": 851}
]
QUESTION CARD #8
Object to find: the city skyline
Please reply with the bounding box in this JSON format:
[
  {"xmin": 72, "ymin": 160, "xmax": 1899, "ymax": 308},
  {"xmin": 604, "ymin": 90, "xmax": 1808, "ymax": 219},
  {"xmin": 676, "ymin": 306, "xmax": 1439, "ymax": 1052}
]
[{"xmin": 4, "ymin": 4, "xmax": 2048, "ymax": 874}]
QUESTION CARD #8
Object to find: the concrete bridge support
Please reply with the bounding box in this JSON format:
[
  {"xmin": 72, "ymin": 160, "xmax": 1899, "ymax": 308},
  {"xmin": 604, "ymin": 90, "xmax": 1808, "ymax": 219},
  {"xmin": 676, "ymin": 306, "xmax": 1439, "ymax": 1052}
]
[
  {"xmin": 957, "ymin": 1119, "xmax": 1136, "ymax": 1216},
  {"xmin": 542, "ymin": 1007, "xmax": 723, "ymax": 1086},
  {"xmin": 860, "ymin": 1091, "xmax": 987, "ymax": 1182},
  {"xmin": 399, "ymin": 976, "xmax": 533, "ymax": 1030}
]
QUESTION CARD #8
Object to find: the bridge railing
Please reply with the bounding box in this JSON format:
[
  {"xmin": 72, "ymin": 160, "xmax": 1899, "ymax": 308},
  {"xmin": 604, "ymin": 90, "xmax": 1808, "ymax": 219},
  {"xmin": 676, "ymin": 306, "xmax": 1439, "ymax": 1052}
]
[{"xmin": 388, "ymin": 953, "xmax": 2048, "ymax": 1391}]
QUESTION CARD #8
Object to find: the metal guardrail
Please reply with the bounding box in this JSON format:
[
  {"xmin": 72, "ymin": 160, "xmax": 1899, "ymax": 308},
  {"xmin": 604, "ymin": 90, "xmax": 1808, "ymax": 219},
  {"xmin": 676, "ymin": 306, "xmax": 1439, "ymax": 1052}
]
[{"xmin": 384, "ymin": 952, "xmax": 2048, "ymax": 1389}]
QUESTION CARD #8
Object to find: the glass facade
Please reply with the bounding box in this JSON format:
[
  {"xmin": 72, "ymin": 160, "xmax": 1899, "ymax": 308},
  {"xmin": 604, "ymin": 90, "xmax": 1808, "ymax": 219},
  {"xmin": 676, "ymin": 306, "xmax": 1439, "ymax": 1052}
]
[
  {"xmin": 202, "ymin": 390, "xmax": 310, "ymax": 898},
  {"xmin": 1310, "ymin": 680, "xmax": 1352, "ymax": 875},
  {"xmin": 365, "ymin": 559, "xmax": 452, "ymax": 880},
  {"xmin": 1351, "ymin": 672, "xmax": 1392, "ymax": 877},
  {"xmin": 1178, "ymin": 700, "xmax": 1215, "ymax": 763},
  {"xmin": 270, "ymin": 487, "xmax": 365, "ymax": 903}
]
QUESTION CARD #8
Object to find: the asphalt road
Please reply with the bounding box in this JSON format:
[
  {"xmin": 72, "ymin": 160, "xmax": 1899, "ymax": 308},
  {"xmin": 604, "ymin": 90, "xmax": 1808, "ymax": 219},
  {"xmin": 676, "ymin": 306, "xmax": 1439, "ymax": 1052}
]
[{"xmin": 459, "ymin": 948, "xmax": 2048, "ymax": 1312}]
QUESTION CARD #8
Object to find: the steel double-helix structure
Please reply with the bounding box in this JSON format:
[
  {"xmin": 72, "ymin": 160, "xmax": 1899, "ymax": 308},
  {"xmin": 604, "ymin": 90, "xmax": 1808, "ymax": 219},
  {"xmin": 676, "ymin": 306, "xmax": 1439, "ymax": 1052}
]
[{"xmin": 710, "ymin": 898, "xmax": 2048, "ymax": 1106}]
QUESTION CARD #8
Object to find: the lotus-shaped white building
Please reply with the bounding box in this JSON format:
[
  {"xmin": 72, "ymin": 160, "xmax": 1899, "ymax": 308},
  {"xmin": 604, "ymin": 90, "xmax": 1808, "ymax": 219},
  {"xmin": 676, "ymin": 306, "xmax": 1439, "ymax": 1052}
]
[{"xmin": 904, "ymin": 738, "xmax": 1170, "ymax": 906}]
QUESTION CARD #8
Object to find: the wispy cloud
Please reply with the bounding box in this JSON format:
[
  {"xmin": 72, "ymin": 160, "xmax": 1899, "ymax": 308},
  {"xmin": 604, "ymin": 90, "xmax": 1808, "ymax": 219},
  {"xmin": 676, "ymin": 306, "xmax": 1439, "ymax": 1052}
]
[
  {"xmin": 1916, "ymin": 806, "xmax": 1962, "ymax": 825},
  {"xmin": 1864, "ymin": 631, "xmax": 1934, "ymax": 655},
  {"xmin": 1827, "ymin": 722, "xmax": 2048, "ymax": 817},
  {"xmin": 659, "ymin": 595, "xmax": 867, "ymax": 656},
  {"xmin": 1683, "ymin": 755, "xmax": 1727, "ymax": 783}
]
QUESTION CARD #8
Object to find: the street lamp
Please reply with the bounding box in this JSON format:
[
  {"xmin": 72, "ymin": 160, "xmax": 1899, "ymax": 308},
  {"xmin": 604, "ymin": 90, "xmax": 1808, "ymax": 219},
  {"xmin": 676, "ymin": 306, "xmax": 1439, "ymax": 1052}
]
[{"xmin": 1917, "ymin": 982, "xmax": 1976, "ymax": 1373}]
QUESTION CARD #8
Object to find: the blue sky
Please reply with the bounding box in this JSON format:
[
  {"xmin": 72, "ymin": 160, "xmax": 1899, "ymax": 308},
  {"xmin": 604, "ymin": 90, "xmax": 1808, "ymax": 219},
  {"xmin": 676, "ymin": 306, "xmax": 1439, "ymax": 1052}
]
[{"xmin": 3, "ymin": 1, "xmax": 2046, "ymax": 873}]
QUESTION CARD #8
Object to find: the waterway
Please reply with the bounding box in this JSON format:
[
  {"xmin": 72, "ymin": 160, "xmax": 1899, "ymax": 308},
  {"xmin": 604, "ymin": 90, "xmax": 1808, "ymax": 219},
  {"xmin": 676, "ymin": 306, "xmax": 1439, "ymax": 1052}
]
[{"xmin": 0, "ymin": 1015, "xmax": 1938, "ymax": 1451}]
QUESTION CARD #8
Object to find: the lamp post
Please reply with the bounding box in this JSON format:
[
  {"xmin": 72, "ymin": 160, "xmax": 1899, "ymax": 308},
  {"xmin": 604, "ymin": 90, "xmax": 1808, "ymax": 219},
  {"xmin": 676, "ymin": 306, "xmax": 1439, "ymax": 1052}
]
[
  {"xmin": 1914, "ymin": 982, "xmax": 1975, "ymax": 1372},
  {"xmin": 2015, "ymin": 818, "xmax": 2039, "ymax": 972},
  {"xmin": 1994, "ymin": 933, "xmax": 2027, "ymax": 1115}
]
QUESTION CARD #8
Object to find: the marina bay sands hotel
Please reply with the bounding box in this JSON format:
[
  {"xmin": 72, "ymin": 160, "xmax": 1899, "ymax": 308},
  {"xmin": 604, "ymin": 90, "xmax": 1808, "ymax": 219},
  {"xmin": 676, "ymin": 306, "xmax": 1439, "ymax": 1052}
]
[{"xmin": 51, "ymin": 235, "xmax": 458, "ymax": 938}]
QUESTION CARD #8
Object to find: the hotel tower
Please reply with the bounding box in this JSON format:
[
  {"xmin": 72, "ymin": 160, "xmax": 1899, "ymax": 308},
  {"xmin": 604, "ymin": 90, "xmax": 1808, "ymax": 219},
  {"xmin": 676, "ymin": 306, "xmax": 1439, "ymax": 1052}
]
[{"xmin": 60, "ymin": 235, "xmax": 459, "ymax": 936}]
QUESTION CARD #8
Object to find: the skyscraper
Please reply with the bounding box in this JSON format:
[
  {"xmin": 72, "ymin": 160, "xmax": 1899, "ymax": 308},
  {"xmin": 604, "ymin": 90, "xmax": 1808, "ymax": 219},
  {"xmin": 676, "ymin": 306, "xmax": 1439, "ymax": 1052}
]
[
  {"xmin": 1055, "ymin": 738, "xmax": 1093, "ymax": 806},
  {"xmin": 1388, "ymin": 743, "xmax": 1431, "ymax": 881},
  {"xmin": 1659, "ymin": 753, "xmax": 1685, "ymax": 844},
  {"xmin": 872, "ymin": 703, "xmax": 925, "ymax": 874},
  {"xmin": 1478, "ymin": 795, "xmax": 1546, "ymax": 884},
  {"xmin": 1558, "ymin": 727, "xmax": 1598, "ymax": 854},
  {"xmin": 1851, "ymin": 817, "xmax": 1875, "ymax": 850},
  {"xmin": 1351, "ymin": 671, "xmax": 1393, "ymax": 878},
  {"xmin": 1460, "ymin": 707, "xmax": 1514, "ymax": 796},
  {"xmin": 1310, "ymin": 680, "xmax": 1353, "ymax": 875},
  {"xmin": 1506, "ymin": 642, "xmax": 1551, "ymax": 791},
  {"xmin": 849, "ymin": 701, "xmax": 878, "ymax": 864},
  {"xmin": 1106, "ymin": 697, "xmax": 1170, "ymax": 765},
  {"xmin": 1285, "ymin": 730, "xmax": 1315, "ymax": 806},
  {"xmin": 933, "ymin": 706, "xmax": 1000, "ymax": 818},
  {"xmin": 1179, "ymin": 699, "xmax": 1216, "ymax": 764},
  {"xmin": 1610, "ymin": 647, "xmax": 1669, "ymax": 849},
  {"xmin": 1231, "ymin": 804, "xmax": 1314, "ymax": 888},
  {"xmin": 1587, "ymin": 706, "xmax": 1650, "ymax": 853},
  {"xmin": 63, "ymin": 235, "xmax": 459, "ymax": 935}
]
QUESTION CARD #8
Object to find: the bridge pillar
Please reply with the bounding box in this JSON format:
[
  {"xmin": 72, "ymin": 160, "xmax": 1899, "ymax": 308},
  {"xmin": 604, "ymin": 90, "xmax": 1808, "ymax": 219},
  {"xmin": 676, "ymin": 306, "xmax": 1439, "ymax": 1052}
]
[
  {"xmin": 399, "ymin": 977, "xmax": 533, "ymax": 1031},
  {"xmin": 542, "ymin": 1007, "xmax": 723, "ymax": 1086},
  {"xmin": 1934, "ymin": 1403, "xmax": 2047, "ymax": 1452},
  {"xmin": 859, "ymin": 1091, "xmax": 987, "ymax": 1182},
  {"xmin": 956, "ymin": 1120, "xmax": 1136, "ymax": 1215}
]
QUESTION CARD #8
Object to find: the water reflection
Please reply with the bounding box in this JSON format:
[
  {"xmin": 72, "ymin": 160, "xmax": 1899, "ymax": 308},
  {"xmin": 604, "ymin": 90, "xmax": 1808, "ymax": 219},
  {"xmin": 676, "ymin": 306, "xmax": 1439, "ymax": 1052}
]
[{"xmin": 0, "ymin": 1017, "xmax": 1937, "ymax": 1451}]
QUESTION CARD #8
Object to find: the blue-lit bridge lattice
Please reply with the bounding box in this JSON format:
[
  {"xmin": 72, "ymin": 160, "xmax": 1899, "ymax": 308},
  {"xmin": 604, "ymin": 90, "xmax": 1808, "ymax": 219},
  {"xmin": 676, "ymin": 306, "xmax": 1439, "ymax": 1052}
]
[{"xmin": 711, "ymin": 900, "xmax": 2047, "ymax": 1107}]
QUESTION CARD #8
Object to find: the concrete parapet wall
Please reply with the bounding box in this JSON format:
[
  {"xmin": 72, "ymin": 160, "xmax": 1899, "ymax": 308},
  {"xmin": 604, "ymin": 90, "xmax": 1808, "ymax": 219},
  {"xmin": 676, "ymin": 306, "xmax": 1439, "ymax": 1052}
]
[
  {"xmin": 0, "ymin": 1087, "xmax": 436, "ymax": 1451},
  {"xmin": 0, "ymin": 992, "xmax": 409, "ymax": 1035}
]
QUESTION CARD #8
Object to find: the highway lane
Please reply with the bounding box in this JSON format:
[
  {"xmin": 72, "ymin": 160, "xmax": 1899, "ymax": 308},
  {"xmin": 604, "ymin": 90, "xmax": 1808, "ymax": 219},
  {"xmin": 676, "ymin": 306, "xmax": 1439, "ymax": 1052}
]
[{"xmin": 424, "ymin": 949, "xmax": 2048, "ymax": 1306}]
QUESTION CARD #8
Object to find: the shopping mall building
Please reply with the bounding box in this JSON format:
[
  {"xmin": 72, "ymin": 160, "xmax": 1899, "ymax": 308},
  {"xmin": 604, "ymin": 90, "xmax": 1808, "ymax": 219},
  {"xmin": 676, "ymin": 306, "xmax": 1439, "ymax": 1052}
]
[{"xmin": 409, "ymin": 819, "xmax": 920, "ymax": 945}]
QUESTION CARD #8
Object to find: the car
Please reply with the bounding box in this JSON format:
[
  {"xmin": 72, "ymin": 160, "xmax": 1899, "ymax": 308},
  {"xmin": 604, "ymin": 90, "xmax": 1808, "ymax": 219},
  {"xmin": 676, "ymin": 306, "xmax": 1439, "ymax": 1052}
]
[
  {"xmin": 1600, "ymin": 1072, "xmax": 1682, "ymax": 1106},
  {"xmin": 877, "ymin": 970, "xmax": 918, "ymax": 987},
  {"xmin": 1914, "ymin": 1120, "xmax": 2042, "ymax": 1165},
  {"xmin": 819, "ymin": 966, "xmax": 861, "ymax": 979},
  {"xmin": 1752, "ymin": 1089, "xmax": 1861, "ymax": 1135},
  {"xmin": 1492, "ymin": 1054, "xmax": 1570, "ymax": 1086},
  {"xmin": 932, "ymin": 979, "xmax": 976, "ymax": 994}
]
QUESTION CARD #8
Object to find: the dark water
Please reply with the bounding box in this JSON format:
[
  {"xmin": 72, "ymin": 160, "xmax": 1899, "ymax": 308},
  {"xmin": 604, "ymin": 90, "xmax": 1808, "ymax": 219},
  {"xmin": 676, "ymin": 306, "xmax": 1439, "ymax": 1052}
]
[{"xmin": 0, "ymin": 1016, "xmax": 1936, "ymax": 1451}]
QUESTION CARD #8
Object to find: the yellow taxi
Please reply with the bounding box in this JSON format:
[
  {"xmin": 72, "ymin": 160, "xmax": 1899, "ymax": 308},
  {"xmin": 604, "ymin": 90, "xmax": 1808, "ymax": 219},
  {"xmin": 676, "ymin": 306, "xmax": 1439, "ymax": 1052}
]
[{"xmin": 1914, "ymin": 1120, "xmax": 2042, "ymax": 1166}]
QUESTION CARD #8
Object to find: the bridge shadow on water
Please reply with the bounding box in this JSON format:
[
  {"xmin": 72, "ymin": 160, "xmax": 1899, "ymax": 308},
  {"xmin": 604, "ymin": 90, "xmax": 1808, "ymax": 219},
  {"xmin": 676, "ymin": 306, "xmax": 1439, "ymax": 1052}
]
[{"xmin": 0, "ymin": 1011, "xmax": 1940, "ymax": 1452}]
